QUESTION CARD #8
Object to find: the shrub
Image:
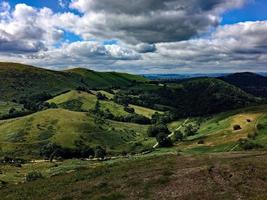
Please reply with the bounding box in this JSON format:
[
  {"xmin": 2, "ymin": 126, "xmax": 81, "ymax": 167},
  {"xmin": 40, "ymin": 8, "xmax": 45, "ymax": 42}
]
[
  {"xmin": 174, "ymin": 130, "xmax": 184, "ymax": 141},
  {"xmin": 233, "ymin": 124, "xmax": 242, "ymax": 131},
  {"xmin": 95, "ymin": 146, "xmax": 106, "ymax": 160},
  {"xmin": 124, "ymin": 106, "xmax": 135, "ymax": 113},
  {"xmin": 96, "ymin": 92, "xmax": 107, "ymax": 100},
  {"xmin": 198, "ymin": 139, "xmax": 205, "ymax": 144},
  {"xmin": 184, "ymin": 124, "xmax": 198, "ymax": 136},
  {"xmin": 26, "ymin": 171, "xmax": 43, "ymax": 182},
  {"xmin": 238, "ymin": 139, "xmax": 263, "ymax": 150},
  {"xmin": 257, "ymin": 124, "xmax": 265, "ymax": 130}
]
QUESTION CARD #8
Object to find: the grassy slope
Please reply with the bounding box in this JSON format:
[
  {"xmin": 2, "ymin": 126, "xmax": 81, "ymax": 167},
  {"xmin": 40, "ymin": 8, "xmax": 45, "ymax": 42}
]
[
  {"xmin": 174, "ymin": 105, "xmax": 267, "ymax": 153},
  {"xmin": 1, "ymin": 152, "xmax": 267, "ymax": 200},
  {"xmin": 0, "ymin": 62, "xmax": 148, "ymax": 101},
  {"xmin": 0, "ymin": 109, "xmax": 154, "ymax": 159},
  {"xmin": 66, "ymin": 68, "xmax": 147, "ymax": 88},
  {"xmin": 48, "ymin": 90, "xmax": 161, "ymax": 118}
]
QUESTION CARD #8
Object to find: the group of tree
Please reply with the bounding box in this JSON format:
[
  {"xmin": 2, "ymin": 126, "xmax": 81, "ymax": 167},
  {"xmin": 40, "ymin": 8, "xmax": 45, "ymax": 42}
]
[
  {"xmin": 40, "ymin": 143, "xmax": 107, "ymax": 161},
  {"xmin": 147, "ymin": 123, "xmax": 172, "ymax": 147},
  {"xmin": 92, "ymin": 101, "xmax": 150, "ymax": 125}
]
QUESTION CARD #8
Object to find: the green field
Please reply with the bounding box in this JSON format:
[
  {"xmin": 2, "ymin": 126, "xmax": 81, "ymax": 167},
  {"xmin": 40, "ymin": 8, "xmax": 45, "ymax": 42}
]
[
  {"xmin": 173, "ymin": 105, "xmax": 267, "ymax": 153},
  {"xmin": 0, "ymin": 109, "xmax": 154, "ymax": 159}
]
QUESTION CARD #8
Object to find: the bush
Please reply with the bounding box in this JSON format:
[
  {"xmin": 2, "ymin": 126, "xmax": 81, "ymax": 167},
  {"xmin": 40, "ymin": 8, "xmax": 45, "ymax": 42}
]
[
  {"xmin": 174, "ymin": 130, "xmax": 184, "ymax": 141},
  {"xmin": 233, "ymin": 124, "xmax": 242, "ymax": 131},
  {"xmin": 156, "ymin": 132, "xmax": 173, "ymax": 147},
  {"xmin": 198, "ymin": 139, "xmax": 205, "ymax": 144},
  {"xmin": 184, "ymin": 124, "xmax": 198, "ymax": 136},
  {"xmin": 124, "ymin": 106, "xmax": 135, "ymax": 113},
  {"xmin": 238, "ymin": 139, "xmax": 263, "ymax": 150},
  {"xmin": 96, "ymin": 92, "xmax": 107, "ymax": 100},
  {"xmin": 257, "ymin": 124, "xmax": 265, "ymax": 130},
  {"xmin": 26, "ymin": 171, "xmax": 43, "ymax": 182},
  {"xmin": 95, "ymin": 146, "xmax": 106, "ymax": 160}
]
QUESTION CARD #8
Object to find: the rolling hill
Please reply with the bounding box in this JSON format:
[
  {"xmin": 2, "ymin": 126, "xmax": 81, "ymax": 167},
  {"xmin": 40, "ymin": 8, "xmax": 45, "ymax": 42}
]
[
  {"xmin": 118, "ymin": 78, "xmax": 262, "ymax": 117},
  {"xmin": 0, "ymin": 62, "xmax": 148, "ymax": 101},
  {"xmin": 0, "ymin": 108, "xmax": 154, "ymax": 159},
  {"xmin": 220, "ymin": 72, "xmax": 267, "ymax": 98}
]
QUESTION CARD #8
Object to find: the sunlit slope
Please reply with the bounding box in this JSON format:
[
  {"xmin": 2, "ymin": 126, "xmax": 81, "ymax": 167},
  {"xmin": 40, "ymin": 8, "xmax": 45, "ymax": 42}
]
[
  {"xmin": 175, "ymin": 105, "xmax": 267, "ymax": 153},
  {"xmin": 66, "ymin": 68, "xmax": 148, "ymax": 88},
  {"xmin": 48, "ymin": 90, "xmax": 161, "ymax": 118},
  {"xmin": 0, "ymin": 109, "xmax": 153, "ymax": 158}
]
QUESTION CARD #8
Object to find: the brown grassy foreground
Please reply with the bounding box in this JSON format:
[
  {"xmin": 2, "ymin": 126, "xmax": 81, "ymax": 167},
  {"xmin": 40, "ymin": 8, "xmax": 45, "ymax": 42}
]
[{"xmin": 1, "ymin": 151, "xmax": 267, "ymax": 200}]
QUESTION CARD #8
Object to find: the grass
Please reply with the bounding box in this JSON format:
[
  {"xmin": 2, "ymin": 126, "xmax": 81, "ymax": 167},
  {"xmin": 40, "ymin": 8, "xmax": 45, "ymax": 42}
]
[
  {"xmin": 0, "ymin": 109, "xmax": 154, "ymax": 159},
  {"xmin": 1, "ymin": 151, "xmax": 267, "ymax": 200},
  {"xmin": 129, "ymin": 104, "xmax": 162, "ymax": 119},
  {"xmin": 0, "ymin": 62, "xmax": 148, "ymax": 101},
  {"xmin": 172, "ymin": 105, "xmax": 267, "ymax": 154}
]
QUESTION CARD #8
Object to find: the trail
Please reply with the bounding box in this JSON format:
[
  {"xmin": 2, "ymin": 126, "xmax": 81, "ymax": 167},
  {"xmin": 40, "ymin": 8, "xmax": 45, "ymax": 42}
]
[{"xmin": 153, "ymin": 118, "xmax": 189, "ymax": 148}]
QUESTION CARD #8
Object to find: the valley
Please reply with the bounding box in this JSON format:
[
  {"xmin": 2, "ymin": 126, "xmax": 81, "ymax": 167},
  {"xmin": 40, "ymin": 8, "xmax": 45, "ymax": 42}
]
[{"xmin": 1, "ymin": 62, "xmax": 267, "ymax": 199}]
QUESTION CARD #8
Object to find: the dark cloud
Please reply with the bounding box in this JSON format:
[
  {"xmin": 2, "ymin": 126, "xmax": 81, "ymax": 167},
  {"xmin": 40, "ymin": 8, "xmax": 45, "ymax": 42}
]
[{"xmin": 70, "ymin": 0, "xmax": 245, "ymax": 44}]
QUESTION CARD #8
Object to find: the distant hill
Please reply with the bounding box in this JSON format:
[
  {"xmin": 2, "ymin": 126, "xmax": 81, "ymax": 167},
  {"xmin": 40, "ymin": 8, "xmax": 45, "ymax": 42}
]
[
  {"xmin": 119, "ymin": 78, "xmax": 261, "ymax": 117},
  {"xmin": 220, "ymin": 72, "xmax": 267, "ymax": 98},
  {"xmin": 0, "ymin": 62, "xmax": 148, "ymax": 101}
]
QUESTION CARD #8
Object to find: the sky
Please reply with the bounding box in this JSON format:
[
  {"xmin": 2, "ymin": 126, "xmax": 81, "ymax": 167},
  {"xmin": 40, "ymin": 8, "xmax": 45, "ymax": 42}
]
[{"xmin": 0, "ymin": 0, "xmax": 267, "ymax": 73}]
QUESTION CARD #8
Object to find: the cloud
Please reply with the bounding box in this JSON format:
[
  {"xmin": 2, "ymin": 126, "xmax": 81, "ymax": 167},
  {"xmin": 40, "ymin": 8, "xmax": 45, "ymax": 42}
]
[
  {"xmin": 58, "ymin": 0, "xmax": 68, "ymax": 8},
  {"xmin": 0, "ymin": 3, "xmax": 64, "ymax": 53},
  {"xmin": 0, "ymin": 1, "xmax": 266, "ymax": 73},
  {"xmin": 69, "ymin": 0, "xmax": 246, "ymax": 44}
]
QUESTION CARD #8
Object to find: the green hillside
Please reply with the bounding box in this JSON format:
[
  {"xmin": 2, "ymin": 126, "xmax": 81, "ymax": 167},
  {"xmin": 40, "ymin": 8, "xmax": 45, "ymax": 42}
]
[
  {"xmin": 0, "ymin": 62, "xmax": 148, "ymax": 101},
  {"xmin": 118, "ymin": 78, "xmax": 262, "ymax": 117},
  {"xmin": 171, "ymin": 105, "xmax": 267, "ymax": 153},
  {"xmin": 67, "ymin": 68, "xmax": 147, "ymax": 88},
  {"xmin": 0, "ymin": 109, "xmax": 154, "ymax": 159}
]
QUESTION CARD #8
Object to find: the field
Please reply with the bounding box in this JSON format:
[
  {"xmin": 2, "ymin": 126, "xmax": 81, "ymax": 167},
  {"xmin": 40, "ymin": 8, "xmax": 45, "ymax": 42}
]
[
  {"xmin": 0, "ymin": 109, "xmax": 154, "ymax": 159},
  {"xmin": 1, "ymin": 151, "xmax": 267, "ymax": 200},
  {"xmin": 173, "ymin": 105, "xmax": 267, "ymax": 154}
]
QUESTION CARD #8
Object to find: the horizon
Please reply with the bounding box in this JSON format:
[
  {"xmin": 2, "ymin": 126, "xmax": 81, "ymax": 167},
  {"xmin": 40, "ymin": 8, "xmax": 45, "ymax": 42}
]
[{"xmin": 0, "ymin": 1, "xmax": 266, "ymax": 73}]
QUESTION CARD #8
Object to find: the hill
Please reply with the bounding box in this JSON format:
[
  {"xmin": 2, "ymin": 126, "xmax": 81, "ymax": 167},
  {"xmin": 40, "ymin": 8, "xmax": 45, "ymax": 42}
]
[
  {"xmin": 47, "ymin": 90, "xmax": 161, "ymax": 118},
  {"xmin": 170, "ymin": 104, "xmax": 267, "ymax": 154},
  {"xmin": 0, "ymin": 62, "xmax": 148, "ymax": 101},
  {"xmin": 220, "ymin": 72, "xmax": 267, "ymax": 98},
  {"xmin": 117, "ymin": 78, "xmax": 261, "ymax": 117},
  {"xmin": 0, "ymin": 109, "xmax": 154, "ymax": 159}
]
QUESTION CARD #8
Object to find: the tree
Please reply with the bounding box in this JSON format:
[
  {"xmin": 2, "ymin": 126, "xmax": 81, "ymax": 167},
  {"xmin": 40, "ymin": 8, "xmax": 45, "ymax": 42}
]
[
  {"xmin": 95, "ymin": 146, "xmax": 106, "ymax": 160},
  {"xmin": 156, "ymin": 133, "xmax": 173, "ymax": 147},
  {"xmin": 40, "ymin": 143, "xmax": 60, "ymax": 162},
  {"xmin": 184, "ymin": 124, "xmax": 198, "ymax": 136},
  {"xmin": 9, "ymin": 107, "xmax": 16, "ymax": 114},
  {"xmin": 147, "ymin": 124, "xmax": 170, "ymax": 137},
  {"xmin": 94, "ymin": 100, "xmax": 100, "ymax": 113},
  {"xmin": 174, "ymin": 130, "xmax": 184, "ymax": 141},
  {"xmin": 96, "ymin": 92, "xmax": 107, "ymax": 100},
  {"xmin": 26, "ymin": 171, "xmax": 43, "ymax": 182}
]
